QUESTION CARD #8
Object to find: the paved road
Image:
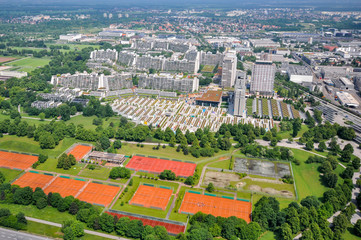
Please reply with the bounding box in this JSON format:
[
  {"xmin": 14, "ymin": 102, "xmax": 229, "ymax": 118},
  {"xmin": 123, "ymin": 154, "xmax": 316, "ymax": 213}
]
[{"xmin": 0, "ymin": 227, "xmax": 50, "ymax": 240}]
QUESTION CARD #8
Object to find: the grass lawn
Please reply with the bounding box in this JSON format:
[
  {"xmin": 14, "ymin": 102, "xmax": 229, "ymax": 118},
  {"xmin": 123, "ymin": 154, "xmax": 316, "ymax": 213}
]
[
  {"xmin": 259, "ymin": 231, "xmax": 276, "ymax": 240},
  {"xmin": 342, "ymin": 227, "xmax": 361, "ymax": 240},
  {"xmin": 208, "ymin": 159, "xmax": 230, "ymax": 169},
  {"xmin": 5, "ymin": 57, "xmax": 51, "ymax": 72},
  {"xmin": 278, "ymin": 124, "xmax": 309, "ymax": 139},
  {"xmin": 66, "ymin": 115, "xmax": 120, "ymax": 130},
  {"xmin": 26, "ymin": 221, "xmax": 63, "ymax": 238},
  {"xmin": 0, "ymin": 203, "xmax": 76, "ymax": 224},
  {"xmin": 0, "ymin": 168, "xmax": 22, "ymax": 183},
  {"xmin": 252, "ymin": 193, "xmax": 294, "ymax": 210},
  {"xmin": 37, "ymin": 158, "xmax": 86, "ymax": 176},
  {"xmin": 0, "ymin": 114, "xmax": 44, "ymax": 127},
  {"xmin": 291, "ymin": 149, "xmax": 328, "ymax": 200},
  {"xmin": 0, "ymin": 135, "xmax": 81, "ymax": 159},
  {"xmin": 118, "ymin": 143, "xmax": 230, "ymax": 163},
  {"xmin": 79, "ymin": 166, "xmax": 111, "ymax": 180},
  {"xmin": 168, "ymin": 186, "xmax": 193, "ymax": 222}
]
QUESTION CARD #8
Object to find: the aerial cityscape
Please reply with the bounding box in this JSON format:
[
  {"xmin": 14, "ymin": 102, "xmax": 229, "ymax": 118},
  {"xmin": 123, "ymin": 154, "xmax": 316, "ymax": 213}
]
[{"xmin": 0, "ymin": 1, "xmax": 361, "ymax": 239}]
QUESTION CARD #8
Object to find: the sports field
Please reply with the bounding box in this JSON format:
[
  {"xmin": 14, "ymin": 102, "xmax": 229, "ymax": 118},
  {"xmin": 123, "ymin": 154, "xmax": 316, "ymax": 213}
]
[
  {"xmin": 5, "ymin": 57, "xmax": 51, "ymax": 72},
  {"xmin": 126, "ymin": 156, "xmax": 196, "ymax": 177},
  {"xmin": 43, "ymin": 177, "xmax": 86, "ymax": 198},
  {"xmin": 129, "ymin": 185, "xmax": 173, "ymax": 210},
  {"xmin": 0, "ymin": 57, "xmax": 17, "ymax": 63},
  {"xmin": 12, "ymin": 172, "xmax": 54, "ymax": 190},
  {"xmin": 106, "ymin": 210, "xmax": 186, "ymax": 235},
  {"xmin": 0, "ymin": 151, "xmax": 38, "ymax": 170},
  {"xmin": 68, "ymin": 144, "xmax": 92, "ymax": 161},
  {"xmin": 77, "ymin": 182, "xmax": 120, "ymax": 207},
  {"xmin": 179, "ymin": 192, "xmax": 252, "ymax": 222}
]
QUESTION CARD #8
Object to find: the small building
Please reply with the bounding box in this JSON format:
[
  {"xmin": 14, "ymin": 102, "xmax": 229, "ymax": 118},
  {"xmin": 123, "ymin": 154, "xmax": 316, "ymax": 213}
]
[
  {"xmin": 195, "ymin": 90, "xmax": 222, "ymax": 107},
  {"xmin": 333, "ymin": 77, "xmax": 354, "ymax": 90},
  {"xmin": 336, "ymin": 91, "xmax": 359, "ymax": 108},
  {"xmin": 88, "ymin": 151, "xmax": 126, "ymax": 165}
]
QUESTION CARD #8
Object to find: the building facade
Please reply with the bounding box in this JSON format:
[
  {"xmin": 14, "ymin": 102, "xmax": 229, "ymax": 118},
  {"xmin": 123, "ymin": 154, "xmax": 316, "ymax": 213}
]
[{"xmin": 250, "ymin": 61, "xmax": 275, "ymax": 95}]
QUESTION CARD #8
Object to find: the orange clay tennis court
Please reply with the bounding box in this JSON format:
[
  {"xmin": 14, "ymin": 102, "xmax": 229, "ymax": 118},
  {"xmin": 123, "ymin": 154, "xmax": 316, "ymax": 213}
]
[
  {"xmin": 12, "ymin": 172, "xmax": 54, "ymax": 190},
  {"xmin": 126, "ymin": 156, "xmax": 196, "ymax": 177},
  {"xmin": 68, "ymin": 145, "xmax": 92, "ymax": 161},
  {"xmin": 77, "ymin": 182, "xmax": 120, "ymax": 207},
  {"xmin": 0, "ymin": 151, "xmax": 38, "ymax": 170},
  {"xmin": 179, "ymin": 192, "xmax": 252, "ymax": 223},
  {"xmin": 44, "ymin": 177, "xmax": 86, "ymax": 198},
  {"xmin": 129, "ymin": 185, "xmax": 173, "ymax": 210}
]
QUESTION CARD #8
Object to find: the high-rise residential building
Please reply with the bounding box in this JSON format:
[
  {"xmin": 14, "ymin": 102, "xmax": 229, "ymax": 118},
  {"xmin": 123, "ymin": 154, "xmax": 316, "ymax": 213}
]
[
  {"xmin": 250, "ymin": 61, "xmax": 275, "ymax": 95},
  {"xmin": 233, "ymin": 71, "xmax": 246, "ymax": 117},
  {"xmin": 221, "ymin": 50, "xmax": 237, "ymax": 88}
]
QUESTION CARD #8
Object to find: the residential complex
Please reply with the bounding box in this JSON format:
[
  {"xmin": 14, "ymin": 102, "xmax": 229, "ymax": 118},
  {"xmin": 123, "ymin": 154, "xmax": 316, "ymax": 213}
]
[{"xmin": 250, "ymin": 61, "xmax": 276, "ymax": 95}]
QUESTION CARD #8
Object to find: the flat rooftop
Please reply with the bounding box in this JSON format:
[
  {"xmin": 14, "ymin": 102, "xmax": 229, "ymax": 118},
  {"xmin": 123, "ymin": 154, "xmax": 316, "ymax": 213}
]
[{"xmin": 195, "ymin": 90, "xmax": 222, "ymax": 103}]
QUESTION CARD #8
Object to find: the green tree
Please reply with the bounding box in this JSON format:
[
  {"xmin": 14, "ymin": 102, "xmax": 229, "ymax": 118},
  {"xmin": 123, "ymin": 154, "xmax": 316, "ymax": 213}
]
[
  {"xmin": 280, "ymin": 223, "xmax": 293, "ymax": 240},
  {"xmin": 38, "ymin": 112, "xmax": 45, "ymax": 121},
  {"xmin": 99, "ymin": 213, "xmax": 114, "ymax": 233},
  {"xmin": 354, "ymin": 219, "xmax": 361, "ymax": 237},
  {"xmin": 206, "ymin": 183, "xmax": 215, "ymax": 193},
  {"xmin": 305, "ymin": 140, "xmax": 314, "ymax": 150},
  {"xmin": 318, "ymin": 141, "xmax": 326, "ymax": 152},
  {"xmin": 185, "ymin": 176, "xmax": 195, "ymax": 186}
]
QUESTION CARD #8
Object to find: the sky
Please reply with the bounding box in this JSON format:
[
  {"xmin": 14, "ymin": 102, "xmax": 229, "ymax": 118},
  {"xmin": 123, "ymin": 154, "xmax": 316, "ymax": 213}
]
[{"xmin": 1, "ymin": 0, "xmax": 360, "ymax": 10}]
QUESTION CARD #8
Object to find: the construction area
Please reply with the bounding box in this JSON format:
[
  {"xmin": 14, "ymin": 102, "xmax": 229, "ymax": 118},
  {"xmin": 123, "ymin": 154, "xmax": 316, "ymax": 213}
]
[
  {"xmin": 234, "ymin": 158, "xmax": 291, "ymax": 178},
  {"xmin": 129, "ymin": 184, "xmax": 173, "ymax": 210},
  {"xmin": 0, "ymin": 150, "xmax": 38, "ymax": 170},
  {"xmin": 179, "ymin": 191, "xmax": 252, "ymax": 222},
  {"xmin": 126, "ymin": 156, "xmax": 196, "ymax": 177}
]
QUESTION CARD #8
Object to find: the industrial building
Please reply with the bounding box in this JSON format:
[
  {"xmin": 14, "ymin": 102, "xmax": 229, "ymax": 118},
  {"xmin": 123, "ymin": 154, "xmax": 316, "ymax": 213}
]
[
  {"xmin": 336, "ymin": 91, "xmax": 359, "ymax": 108},
  {"xmin": 287, "ymin": 65, "xmax": 313, "ymax": 85},
  {"xmin": 250, "ymin": 61, "xmax": 275, "ymax": 95},
  {"xmin": 332, "ymin": 77, "xmax": 354, "ymax": 90}
]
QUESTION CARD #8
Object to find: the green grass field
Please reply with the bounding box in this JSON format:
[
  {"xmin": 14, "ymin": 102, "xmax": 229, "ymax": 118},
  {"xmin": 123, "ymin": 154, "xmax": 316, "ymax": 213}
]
[
  {"xmin": 291, "ymin": 149, "xmax": 328, "ymax": 200},
  {"xmin": 0, "ymin": 203, "xmax": 76, "ymax": 224},
  {"xmin": 26, "ymin": 221, "xmax": 63, "ymax": 238},
  {"xmin": 79, "ymin": 166, "xmax": 111, "ymax": 180},
  {"xmin": 118, "ymin": 143, "xmax": 230, "ymax": 163},
  {"xmin": 0, "ymin": 168, "xmax": 22, "ymax": 183},
  {"xmin": 208, "ymin": 159, "xmax": 230, "ymax": 169},
  {"xmin": 37, "ymin": 158, "xmax": 86, "ymax": 176},
  {"xmin": 0, "ymin": 135, "xmax": 80, "ymax": 159},
  {"xmin": 277, "ymin": 124, "xmax": 309, "ymax": 139},
  {"xmin": 66, "ymin": 115, "xmax": 120, "ymax": 130},
  {"xmin": 5, "ymin": 57, "xmax": 51, "ymax": 72}
]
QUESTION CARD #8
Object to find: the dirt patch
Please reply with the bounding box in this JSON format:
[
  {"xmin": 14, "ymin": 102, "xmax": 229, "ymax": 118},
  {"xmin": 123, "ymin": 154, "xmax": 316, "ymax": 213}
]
[
  {"xmin": 219, "ymin": 156, "xmax": 228, "ymax": 160},
  {"xmin": 243, "ymin": 176, "xmax": 284, "ymax": 184},
  {"xmin": 249, "ymin": 185, "xmax": 294, "ymax": 197},
  {"xmin": 203, "ymin": 171, "xmax": 241, "ymax": 189},
  {"xmin": 0, "ymin": 57, "xmax": 16, "ymax": 63}
]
